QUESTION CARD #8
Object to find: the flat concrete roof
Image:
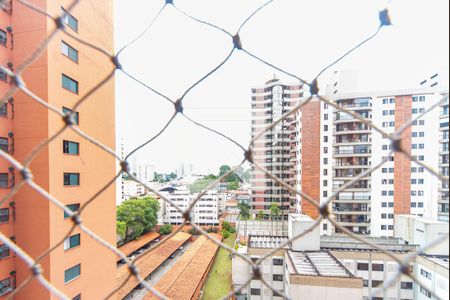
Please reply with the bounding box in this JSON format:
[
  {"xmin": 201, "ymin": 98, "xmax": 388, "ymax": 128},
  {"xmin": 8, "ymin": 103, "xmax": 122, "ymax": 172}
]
[
  {"xmin": 421, "ymin": 255, "xmax": 449, "ymax": 269},
  {"xmin": 287, "ymin": 251, "xmax": 353, "ymax": 278}
]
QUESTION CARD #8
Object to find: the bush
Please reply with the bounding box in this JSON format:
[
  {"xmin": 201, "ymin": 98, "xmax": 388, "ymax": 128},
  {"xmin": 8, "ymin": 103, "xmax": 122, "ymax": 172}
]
[
  {"xmin": 228, "ymin": 227, "xmax": 236, "ymax": 234},
  {"xmin": 188, "ymin": 227, "xmax": 201, "ymax": 236},
  {"xmin": 221, "ymin": 229, "xmax": 230, "ymax": 239},
  {"xmin": 222, "ymin": 221, "xmax": 232, "ymax": 232},
  {"xmin": 206, "ymin": 226, "xmax": 219, "ymax": 233},
  {"xmin": 159, "ymin": 224, "xmax": 172, "ymax": 235}
]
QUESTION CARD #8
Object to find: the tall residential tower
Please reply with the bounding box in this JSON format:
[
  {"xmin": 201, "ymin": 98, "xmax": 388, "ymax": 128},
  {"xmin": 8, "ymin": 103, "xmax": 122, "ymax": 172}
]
[
  {"xmin": 250, "ymin": 78, "xmax": 303, "ymax": 219},
  {"xmin": 1, "ymin": 1, "xmax": 115, "ymax": 298}
]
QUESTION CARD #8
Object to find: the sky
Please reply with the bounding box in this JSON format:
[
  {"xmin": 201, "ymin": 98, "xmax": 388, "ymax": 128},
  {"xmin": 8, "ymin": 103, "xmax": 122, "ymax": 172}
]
[{"xmin": 114, "ymin": 0, "xmax": 449, "ymax": 174}]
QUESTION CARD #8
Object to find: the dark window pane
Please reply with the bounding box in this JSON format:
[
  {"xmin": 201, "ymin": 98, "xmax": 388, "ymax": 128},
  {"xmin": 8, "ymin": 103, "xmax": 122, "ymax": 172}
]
[
  {"xmin": 64, "ymin": 204, "xmax": 80, "ymax": 219},
  {"xmin": 63, "ymin": 140, "xmax": 79, "ymax": 155},
  {"xmin": 0, "ymin": 208, "xmax": 9, "ymax": 223},
  {"xmin": 0, "ymin": 244, "xmax": 10, "ymax": 259},
  {"xmin": 64, "ymin": 173, "xmax": 80, "ymax": 186},
  {"xmin": 0, "ymin": 138, "xmax": 8, "ymax": 152},
  {"xmin": 0, "ymin": 173, "xmax": 8, "ymax": 188},
  {"xmin": 64, "ymin": 264, "xmax": 81, "ymax": 283},
  {"xmin": 62, "ymin": 74, "xmax": 78, "ymax": 94},
  {"xmin": 62, "ymin": 107, "xmax": 79, "ymax": 125},
  {"xmin": 0, "ymin": 103, "xmax": 7, "ymax": 116},
  {"xmin": 62, "ymin": 8, "xmax": 78, "ymax": 32}
]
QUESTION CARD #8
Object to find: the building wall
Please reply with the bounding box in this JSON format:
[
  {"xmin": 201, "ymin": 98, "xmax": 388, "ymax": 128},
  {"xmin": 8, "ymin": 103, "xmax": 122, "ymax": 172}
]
[
  {"xmin": 0, "ymin": 0, "xmax": 16, "ymax": 295},
  {"xmin": 415, "ymin": 256, "xmax": 449, "ymax": 300},
  {"xmin": 331, "ymin": 250, "xmax": 415, "ymax": 300},
  {"xmin": 0, "ymin": 0, "xmax": 116, "ymax": 298},
  {"xmin": 288, "ymin": 277, "xmax": 362, "ymax": 300},
  {"xmin": 299, "ymin": 99, "xmax": 321, "ymax": 219}
]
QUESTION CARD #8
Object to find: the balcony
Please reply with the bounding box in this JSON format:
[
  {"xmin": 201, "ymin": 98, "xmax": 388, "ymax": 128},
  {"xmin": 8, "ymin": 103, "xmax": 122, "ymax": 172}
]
[{"xmin": 333, "ymin": 148, "xmax": 372, "ymax": 157}]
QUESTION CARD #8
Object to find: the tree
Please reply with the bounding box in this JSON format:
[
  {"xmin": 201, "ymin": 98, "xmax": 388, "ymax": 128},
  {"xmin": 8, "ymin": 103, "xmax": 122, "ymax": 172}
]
[
  {"xmin": 221, "ymin": 229, "xmax": 230, "ymax": 239},
  {"xmin": 228, "ymin": 181, "xmax": 239, "ymax": 190},
  {"xmin": 238, "ymin": 201, "xmax": 251, "ymax": 220},
  {"xmin": 269, "ymin": 203, "xmax": 281, "ymax": 220},
  {"xmin": 117, "ymin": 196, "xmax": 160, "ymax": 241},
  {"xmin": 219, "ymin": 165, "xmax": 231, "ymax": 177},
  {"xmin": 219, "ymin": 165, "xmax": 241, "ymax": 183},
  {"xmin": 189, "ymin": 177, "xmax": 216, "ymax": 193},
  {"xmin": 159, "ymin": 224, "xmax": 172, "ymax": 235},
  {"xmin": 256, "ymin": 210, "xmax": 265, "ymax": 221},
  {"xmin": 117, "ymin": 221, "xmax": 127, "ymax": 242}
]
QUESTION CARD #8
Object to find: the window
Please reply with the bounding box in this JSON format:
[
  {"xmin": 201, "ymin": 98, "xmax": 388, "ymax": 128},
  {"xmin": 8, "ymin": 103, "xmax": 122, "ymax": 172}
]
[
  {"xmin": 323, "ymin": 191, "xmax": 328, "ymax": 198},
  {"xmin": 363, "ymin": 280, "xmax": 369, "ymax": 287},
  {"xmin": 64, "ymin": 204, "xmax": 80, "ymax": 219},
  {"xmin": 420, "ymin": 269, "xmax": 432, "ymax": 279},
  {"xmin": 388, "ymin": 202, "xmax": 394, "ymax": 208},
  {"xmin": 381, "ymin": 225, "xmax": 387, "ymax": 230},
  {"xmin": 420, "ymin": 286, "xmax": 431, "ymax": 298},
  {"xmin": 0, "ymin": 174, "xmax": 8, "ymax": 188},
  {"xmin": 401, "ymin": 282, "xmax": 413, "ymax": 290},
  {"xmin": 64, "ymin": 173, "xmax": 80, "ymax": 186},
  {"xmin": 62, "ymin": 74, "xmax": 79, "ymax": 94},
  {"xmin": 273, "ymin": 274, "xmax": 283, "ymax": 281},
  {"xmin": 64, "ymin": 264, "xmax": 81, "ymax": 283},
  {"xmin": 381, "ymin": 214, "xmax": 387, "ymax": 219},
  {"xmin": 62, "ymin": 107, "xmax": 79, "ymax": 125},
  {"xmin": 72, "ymin": 294, "xmax": 81, "ymax": 300},
  {"xmin": 63, "ymin": 140, "xmax": 79, "ymax": 155},
  {"xmin": 0, "ymin": 103, "xmax": 6, "ymax": 116},
  {"xmin": 250, "ymin": 288, "xmax": 261, "ymax": 295},
  {"xmin": 61, "ymin": 41, "xmax": 79, "ymax": 62},
  {"xmin": 64, "ymin": 234, "xmax": 80, "ymax": 250},
  {"xmin": 324, "ymin": 125, "xmax": 328, "ymax": 132},
  {"xmin": 372, "ymin": 280, "xmax": 383, "ymax": 288},
  {"xmin": 0, "ymin": 209, "xmax": 9, "ymax": 223},
  {"xmin": 0, "ymin": 278, "xmax": 12, "ymax": 296},
  {"xmin": 357, "ymin": 263, "xmax": 369, "ymax": 271},
  {"xmin": 62, "ymin": 8, "xmax": 78, "ymax": 32},
  {"xmin": 0, "ymin": 30, "xmax": 6, "ymax": 46},
  {"xmin": 273, "ymin": 258, "xmax": 283, "ymax": 266},
  {"xmin": 0, "ymin": 138, "xmax": 7, "ymax": 152},
  {"xmin": 0, "ymin": 69, "xmax": 6, "ymax": 82},
  {"xmin": 0, "ymin": 244, "xmax": 10, "ymax": 259}
]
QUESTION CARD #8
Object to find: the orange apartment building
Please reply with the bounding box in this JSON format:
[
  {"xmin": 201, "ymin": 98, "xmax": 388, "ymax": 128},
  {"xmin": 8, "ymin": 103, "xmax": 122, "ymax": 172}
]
[{"xmin": 1, "ymin": 0, "xmax": 116, "ymax": 299}]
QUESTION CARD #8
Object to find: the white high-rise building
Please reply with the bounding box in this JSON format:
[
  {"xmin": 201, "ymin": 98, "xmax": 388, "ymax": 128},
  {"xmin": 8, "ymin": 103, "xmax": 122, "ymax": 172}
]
[{"xmin": 137, "ymin": 164, "xmax": 155, "ymax": 183}]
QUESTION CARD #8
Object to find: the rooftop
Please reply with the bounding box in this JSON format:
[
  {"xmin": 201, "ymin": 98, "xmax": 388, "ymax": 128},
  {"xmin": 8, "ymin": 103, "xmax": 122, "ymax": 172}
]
[
  {"xmin": 249, "ymin": 236, "xmax": 289, "ymax": 249},
  {"xmin": 287, "ymin": 251, "xmax": 354, "ymax": 278},
  {"xmin": 421, "ymin": 255, "xmax": 449, "ymax": 269},
  {"xmin": 145, "ymin": 234, "xmax": 222, "ymax": 300},
  {"xmin": 117, "ymin": 231, "xmax": 160, "ymax": 259},
  {"xmin": 116, "ymin": 232, "xmax": 191, "ymax": 299}
]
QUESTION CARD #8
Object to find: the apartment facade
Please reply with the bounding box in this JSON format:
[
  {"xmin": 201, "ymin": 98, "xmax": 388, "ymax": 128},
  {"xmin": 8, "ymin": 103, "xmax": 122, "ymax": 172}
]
[
  {"xmin": 0, "ymin": 1, "xmax": 115, "ymax": 298},
  {"xmin": 160, "ymin": 190, "xmax": 220, "ymax": 226},
  {"xmin": 290, "ymin": 88, "xmax": 447, "ymax": 236},
  {"xmin": 250, "ymin": 78, "xmax": 303, "ymax": 219},
  {"xmin": 438, "ymin": 95, "xmax": 449, "ymax": 221}
]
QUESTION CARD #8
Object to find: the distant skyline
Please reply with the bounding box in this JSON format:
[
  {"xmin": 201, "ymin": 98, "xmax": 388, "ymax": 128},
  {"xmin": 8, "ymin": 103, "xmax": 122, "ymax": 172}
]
[{"xmin": 115, "ymin": 0, "xmax": 449, "ymax": 174}]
